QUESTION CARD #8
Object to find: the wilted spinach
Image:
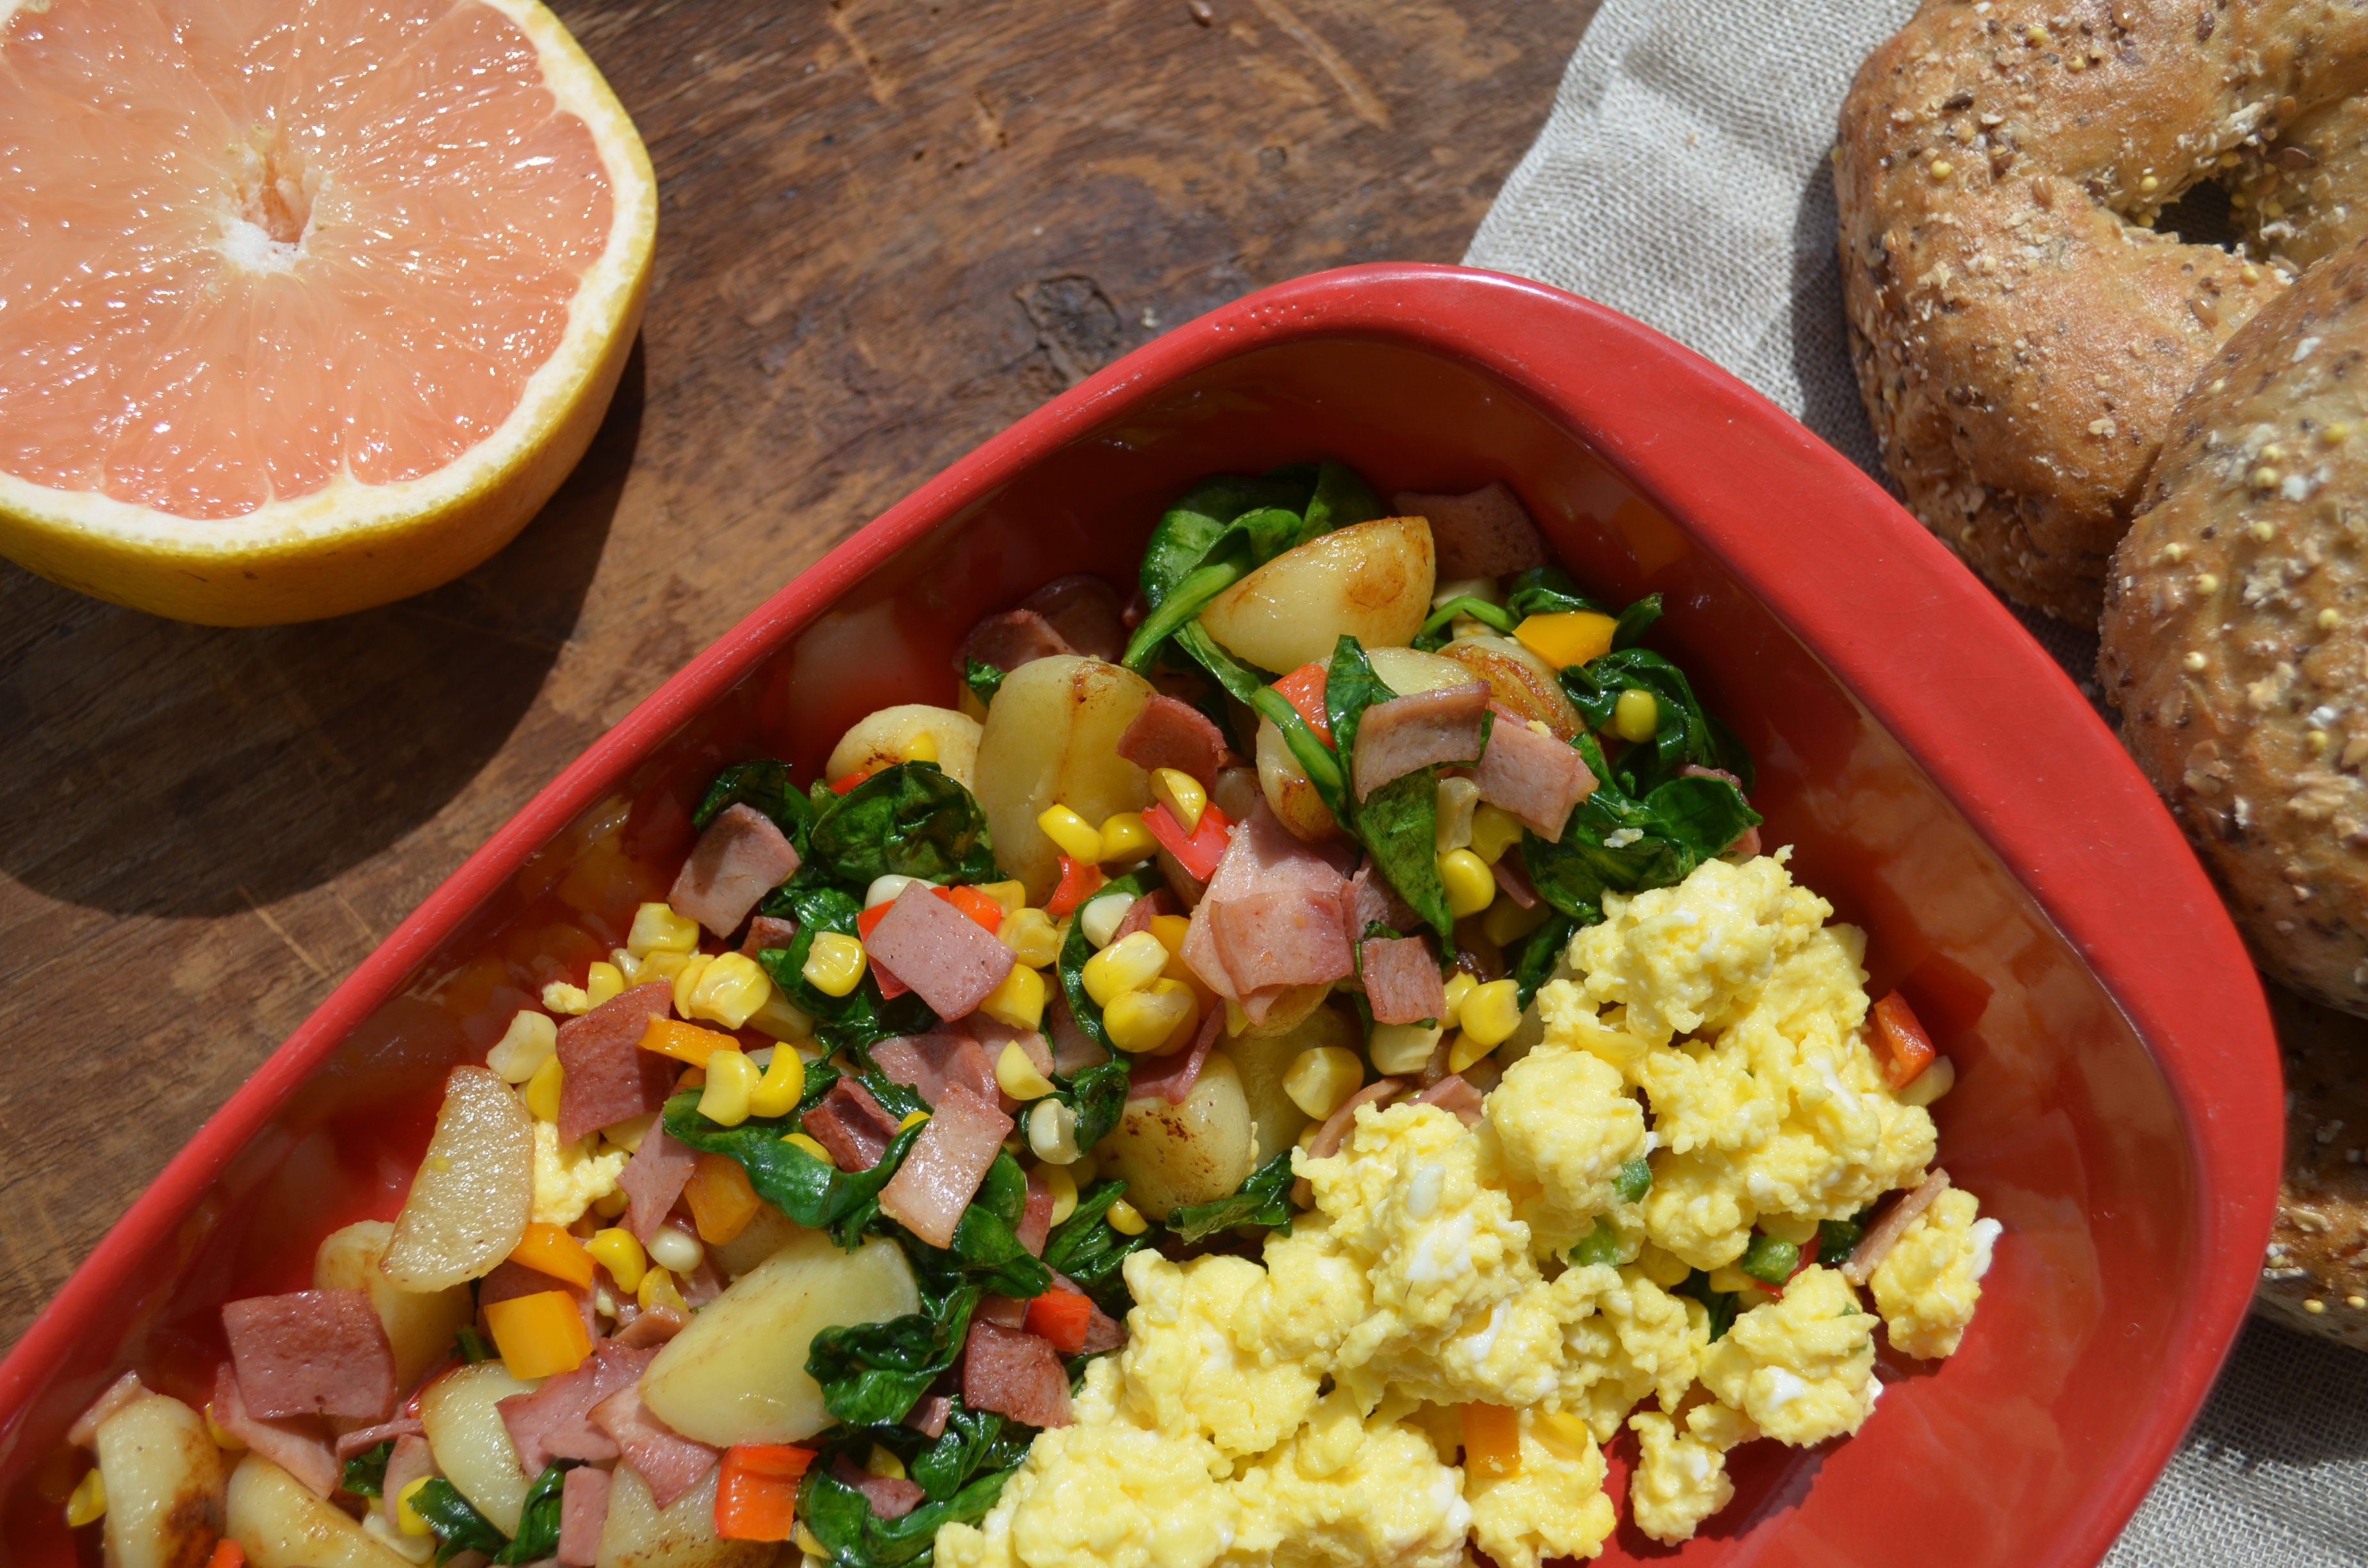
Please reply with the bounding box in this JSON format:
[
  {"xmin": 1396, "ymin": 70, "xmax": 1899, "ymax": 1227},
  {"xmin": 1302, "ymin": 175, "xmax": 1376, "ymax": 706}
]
[
  {"xmin": 694, "ymin": 758, "xmax": 815, "ymax": 850},
  {"xmin": 962, "ymin": 658, "xmax": 1005, "ymax": 711},
  {"xmin": 1167, "ymin": 1149, "xmax": 1295, "ymax": 1243},
  {"xmin": 939, "ymin": 1154, "xmax": 1054, "ymax": 1299},
  {"xmin": 1676, "ymin": 1271, "xmax": 1740, "ymax": 1343},
  {"xmin": 809, "ymin": 762, "xmax": 998, "ymax": 886},
  {"xmin": 1508, "ymin": 909, "xmax": 1575, "ymax": 1009},
  {"xmin": 1051, "ymin": 870, "xmax": 1160, "ymax": 1150},
  {"xmin": 809, "ymin": 1281, "xmax": 982, "ymax": 1427},
  {"xmin": 664, "ymin": 1091, "xmax": 925, "ymax": 1247},
  {"xmin": 1560, "ymin": 648, "xmax": 1752, "ymax": 797},
  {"xmin": 340, "ymin": 1440, "xmax": 392, "ymax": 1498},
  {"xmin": 757, "ymin": 872, "xmax": 937, "ymax": 1049},
  {"xmin": 1041, "ymin": 1178, "xmax": 1157, "ymax": 1312},
  {"xmin": 1520, "ymin": 735, "xmax": 1760, "ymax": 929},
  {"xmin": 798, "ymin": 1430, "xmax": 1021, "ymax": 1568}
]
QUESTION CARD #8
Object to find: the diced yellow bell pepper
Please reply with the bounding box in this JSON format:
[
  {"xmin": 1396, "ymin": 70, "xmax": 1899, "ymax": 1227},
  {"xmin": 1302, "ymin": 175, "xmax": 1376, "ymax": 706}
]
[
  {"xmin": 1461, "ymin": 1403, "xmax": 1522, "ymax": 1480},
  {"xmin": 485, "ymin": 1289, "xmax": 594, "ymax": 1379},
  {"xmin": 639, "ymin": 1015, "xmax": 731, "ymax": 1067},
  {"xmin": 1513, "ymin": 610, "xmax": 1617, "ymax": 669}
]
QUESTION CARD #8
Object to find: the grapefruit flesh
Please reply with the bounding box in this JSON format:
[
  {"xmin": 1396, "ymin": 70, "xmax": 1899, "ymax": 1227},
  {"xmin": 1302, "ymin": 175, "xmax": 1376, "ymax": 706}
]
[{"xmin": 0, "ymin": 0, "xmax": 655, "ymax": 621}]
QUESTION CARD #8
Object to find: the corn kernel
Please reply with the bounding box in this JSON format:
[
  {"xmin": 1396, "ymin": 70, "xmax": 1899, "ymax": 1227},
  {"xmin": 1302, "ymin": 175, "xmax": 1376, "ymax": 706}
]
[
  {"xmin": 1040, "ymin": 1161, "xmax": 1080, "ymax": 1222},
  {"xmin": 203, "ymin": 1401, "xmax": 245, "ymax": 1451},
  {"xmin": 1440, "ymin": 972, "xmax": 1477, "ymax": 1029},
  {"xmin": 899, "ymin": 1109, "xmax": 930, "ymax": 1132},
  {"xmin": 744, "ymin": 989, "xmax": 814, "ymax": 1041},
  {"xmin": 637, "ymin": 1266, "xmax": 687, "ymax": 1313},
  {"xmin": 996, "ymin": 1040, "xmax": 1057, "ymax": 1100},
  {"xmin": 1038, "ymin": 804, "xmax": 1104, "ymax": 863},
  {"xmin": 685, "ymin": 951, "xmax": 775, "ymax": 1029},
  {"xmin": 541, "ymin": 981, "xmax": 590, "ymax": 1015},
  {"xmin": 648, "ymin": 1226, "xmax": 702, "ymax": 1275},
  {"xmin": 397, "ymin": 1474, "xmax": 434, "ymax": 1535},
  {"xmin": 1285, "ymin": 1046, "xmax": 1364, "ymax": 1118},
  {"xmin": 523, "ymin": 1055, "xmax": 564, "ymax": 1122},
  {"xmin": 1458, "ymin": 979, "xmax": 1522, "ymax": 1048},
  {"xmin": 486, "ymin": 1009, "xmax": 559, "ymax": 1084},
  {"xmin": 1513, "ymin": 610, "xmax": 1617, "ymax": 669},
  {"xmin": 1083, "ymin": 930, "xmax": 1169, "ymax": 1006},
  {"xmin": 1435, "ymin": 776, "xmax": 1481, "ymax": 853},
  {"xmin": 1106, "ymin": 1198, "xmax": 1148, "ymax": 1236},
  {"xmin": 1151, "ymin": 768, "xmax": 1207, "ymax": 833},
  {"xmin": 1483, "ymin": 897, "xmax": 1550, "ymax": 947},
  {"xmin": 748, "ymin": 1049, "xmax": 807, "ymax": 1118},
  {"xmin": 1099, "ymin": 811, "xmax": 1156, "ymax": 862},
  {"xmin": 1533, "ymin": 1410, "xmax": 1595, "ymax": 1463},
  {"xmin": 866, "ymin": 874, "xmax": 923, "ymax": 910},
  {"xmin": 588, "ymin": 1227, "xmax": 648, "ymax": 1292},
  {"xmin": 64, "ymin": 1467, "xmax": 104, "ymax": 1528},
  {"xmin": 1029, "ymin": 1100, "xmax": 1082, "ymax": 1164},
  {"xmin": 803, "ymin": 932, "xmax": 867, "ymax": 996},
  {"xmin": 784, "ymin": 1131, "xmax": 836, "ymax": 1165},
  {"xmin": 698, "ymin": 1049, "xmax": 761, "ymax": 1126},
  {"xmin": 1370, "ymin": 1022, "xmax": 1443, "ymax": 1074},
  {"xmin": 1612, "ymin": 689, "xmax": 1659, "ymax": 742},
  {"xmin": 865, "ymin": 1444, "xmax": 907, "ymax": 1480},
  {"xmin": 1468, "ymin": 804, "xmax": 1525, "ymax": 864},
  {"xmin": 593, "ymin": 1188, "xmax": 631, "ymax": 1219},
  {"xmin": 1076, "ymin": 890, "xmax": 1135, "ymax": 949},
  {"xmin": 640, "ymin": 949, "xmax": 695, "ymax": 983},
  {"xmin": 1438, "ymin": 848, "xmax": 1497, "ymax": 917},
  {"xmin": 628, "ymin": 902, "xmax": 702, "ymax": 958},
  {"xmin": 670, "ymin": 953, "xmax": 712, "ymax": 1017},
  {"xmin": 998, "ymin": 906, "xmax": 1062, "ymax": 968},
  {"xmin": 979, "ymin": 961, "xmax": 1048, "ymax": 1031},
  {"xmin": 1105, "ymin": 978, "xmax": 1197, "ymax": 1054},
  {"xmin": 899, "ymin": 730, "xmax": 939, "ymax": 764},
  {"xmin": 584, "ymin": 961, "xmax": 626, "ymax": 1009},
  {"xmin": 1448, "ymin": 1029, "xmax": 1499, "ymax": 1075}
]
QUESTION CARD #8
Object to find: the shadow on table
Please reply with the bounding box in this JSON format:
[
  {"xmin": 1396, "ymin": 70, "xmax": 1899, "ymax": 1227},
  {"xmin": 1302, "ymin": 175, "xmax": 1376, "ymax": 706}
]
[{"xmin": 0, "ymin": 339, "xmax": 645, "ymax": 919}]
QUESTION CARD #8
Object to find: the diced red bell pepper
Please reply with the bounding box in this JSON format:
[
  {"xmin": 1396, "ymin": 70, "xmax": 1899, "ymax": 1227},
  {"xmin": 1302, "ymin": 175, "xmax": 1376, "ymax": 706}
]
[
  {"xmin": 206, "ymin": 1542, "xmax": 247, "ymax": 1568},
  {"xmin": 1144, "ymin": 799, "xmax": 1234, "ymax": 883},
  {"xmin": 943, "ymin": 885, "xmax": 1008, "ymax": 933},
  {"xmin": 1046, "ymin": 854, "xmax": 1106, "ymax": 919},
  {"xmin": 829, "ymin": 770, "xmax": 871, "ymax": 795},
  {"xmin": 1023, "ymin": 1289, "xmax": 1096, "ymax": 1356},
  {"xmin": 1870, "ymin": 991, "xmax": 1937, "ymax": 1088},
  {"xmin": 855, "ymin": 901, "xmax": 911, "ymax": 1000},
  {"xmin": 1270, "ymin": 662, "xmax": 1333, "ymax": 746},
  {"xmin": 714, "ymin": 1442, "xmax": 813, "ymax": 1542}
]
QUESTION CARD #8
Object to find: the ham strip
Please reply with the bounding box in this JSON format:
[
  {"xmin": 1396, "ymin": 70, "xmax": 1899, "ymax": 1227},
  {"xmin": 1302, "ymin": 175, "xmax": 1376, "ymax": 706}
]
[
  {"xmin": 1112, "ymin": 888, "xmax": 1180, "ymax": 945},
  {"xmin": 741, "ymin": 913, "xmax": 798, "ymax": 958},
  {"xmin": 612, "ymin": 1304, "xmax": 690, "ymax": 1348},
  {"xmin": 1128, "ymin": 1008, "xmax": 1221, "ymax": 1105},
  {"xmin": 1350, "ymin": 682, "xmax": 1491, "ymax": 801},
  {"xmin": 618, "ymin": 1122, "xmax": 699, "ymax": 1242},
  {"xmin": 1413, "ymin": 1074, "xmax": 1486, "ymax": 1127},
  {"xmin": 879, "ymin": 1083, "xmax": 1014, "ymax": 1248},
  {"xmin": 1390, "ymin": 481, "xmax": 1549, "ymax": 579},
  {"xmin": 334, "ymin": 1415, "xmax": 425, "ymax": 1461},
  {"xmin": 1843, "ymin": 1170, "xmax": 1952, "ymax": 1286},
  {"xmin": 1208, "ymin": 890, "xmax": 1355, "ymax": 993},
  {"xmin": 1470, "ymin": 704, "xmax": 1598, "ymax": 840},
  {"xmin": 67, "ymin": 1371, "xmax": 145, "ymax": 1448},
  {"xmin": 1292, "ymin": 1079, "xmax": 1406, "ymax": 1209},
  {"xmin": 1350, "ymin": 859, "xmax": 1418, "ymax": 937},
  {"xmin": 1015, "ymin": 1170, "xmax": 1055, "ymax": 1257},
  {"xmin": 669, "ymin": 803, "xmax": 801, "ymax": 936},
  {"xmin": 903, "ymin": 1392, "xmax": 953, "ymax": 1439},
  {"xmin": 1117, "ymin": 694, "xmax": 1228, "ymax": 786},
  {"xmin": 1681, "ymin": 765, "xmax": 1763, "ymax": 856},
  {"xmin": 802, "ymin": 1078, "xmax": 902, "ymax": 1171},
  {"xmin": 832, "ymin": 1455, "xmax": 927, "ymax": 1520},
  {"xmin": 1361, "ymin": 937, "xmax": 1447, "ymax": 1026},
  {"xmin": 1490, "ymin": 852, "xmax": 1539, "ymax": 910},
  {"xmin": 383, "ymin": 1434, "xmax": 433, "ymax": 1530},
  {"xmin": 958, "ymin": 608, "xmax": 1073, "ymax": 674},
  {"xmin": 1019, "ymin": 575, "xmax": 1129, "ymax": 662},
  {"xmin": 498, "ymin": 1341, "xmax": 655, "ymax": 1471},
  {"xmin": 222, "ymin": 1290, "xmax": 397, "ymax": 1421},
  {"xmin": 871, "ymin": 1033, "xmax": 999, "ymax": 1109},
  {"xmin": 555, "ymin": 981, "xmax": 677, "ymax": 1145},
  {"xmin": 559, "ymin": 1465, "xmax": 611, "ymax": 1568},
  {"xmin": 211, "ymin": 1362, "xmax": 337, "ymax": 1499},
  {"xmin": 1181, "ymin": 801, "xmax": 1355, "ymax": 1024},
  {"xmin": 961, "ymin": 1320, "xmax": 1073, "ymax": 1429},
  {"xmin": 589, "ymin": 1384, "xmax": 719, "ymax": 1509},
  {"xmin": 865, "ymin": 881, "xmax": 1016, "ymax": 1021}
]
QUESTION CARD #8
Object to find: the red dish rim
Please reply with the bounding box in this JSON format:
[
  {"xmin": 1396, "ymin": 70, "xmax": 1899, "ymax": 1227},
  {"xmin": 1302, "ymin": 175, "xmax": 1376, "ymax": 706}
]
[{"xmin": 0, "ymin": 263, "xmax": 2278, "ymax": 1565}]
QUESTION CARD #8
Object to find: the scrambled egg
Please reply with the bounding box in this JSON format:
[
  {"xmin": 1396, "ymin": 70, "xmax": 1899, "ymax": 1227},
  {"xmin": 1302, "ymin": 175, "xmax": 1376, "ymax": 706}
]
[
  {"xmin": 935, "ymin": 854, "xmax": 1996, "ymax": 1564},
  {"xmin": 529, "ymin": 1120, "xmax": 627, "ymax": 1226}
]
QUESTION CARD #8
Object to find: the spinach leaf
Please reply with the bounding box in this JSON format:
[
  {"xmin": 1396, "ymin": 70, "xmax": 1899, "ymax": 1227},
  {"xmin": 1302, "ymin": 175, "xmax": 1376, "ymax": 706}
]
[
  {"xmin": 1041, "ymin": 1179, "xmax": 1157, "ymax": 1311},
  {"xmin": 963, "ymin": 658, "xmax": 1005, "ymax": 711},
  {"xmin": 809, "ymin": 1283, "xmax": 982, "ymax": 1427},
  {"xmin": 1356, "ymin": 769, "xmax": 1454, "ymax": 943},
  {"xmin": 809, "ymin": 762, "xmax": 998, "ymax": 886},
  {"xmin": 1508, "ymin": 909, "xmax": 1575, "ymax": 1009},
  {"xmin": 798, "ymin": 1442, "xmax": 1019, "ymax": 1568},
  {"xmin": 500, "ymin": 1464, "xmax": 574, "ymax": 1565},
  {"xmin": 1173, "ymin": 622, "xmax": 1272, "ymax": 705},
  {"xmin": 1320, "ymin": 634, "xmax": 1394, "ymax": 765},
  {"xmin": 1064, "ymin": 1057, "xmax": 1133, "ymax": 1154},
  {"xmin": 1675, "ymin": 1271, "xmax": 1740, "ymax": 1343},
  {"xmin": 906, "ymin": 1401, "xmax": 1033, "ymax": 1503},
  {"xmin": 1611, "ymin": 592, "xmax": 1663, "ymax": 650},
  {"xmin": 1503, "ymin": 566, "xmax": 1610, "ymax": 621},
  {"xmin": 1167, "ymin": 1150, "xmax": 1295, "ymax": 1243},
  {"xmin": 1248, "ymin": 683, "xmax": 1349, "ymax": 817},
  {"xmin": 757, "ymin": 873, "xmax": 939, "ymax": 1049},
  {"xmin": 695, "ymin": 759, "xmax": 814, "ymax": 849},
  {"xmin": 340, "ymin": 1440, "xmax": 391, "ymax": 1498},
  {"xmin": 1559, "ymin": 648, "xmax": 1752, "ymax": 796},
  {"xmin": 664, "ymin": 1092, "xmax": 925, "ymax": 1247},
  {"xmin": 1519, "ymin": 741, "xmax": 1760, "ymax": 928},
  {"xmin": 1123, "ymin": 505, "xmax": 1304, "ymax": 667},
  {"xmin": 452, "ymin": 1325, "xmax": 495, "ymax": 1365},
  {"xmin": 942, "ymin": 1154, "xmax": 1054, "ymax": 1298},
  {"xmin": 411, "ymin": 1479, "xmax": 506, "ymax": 1566}
]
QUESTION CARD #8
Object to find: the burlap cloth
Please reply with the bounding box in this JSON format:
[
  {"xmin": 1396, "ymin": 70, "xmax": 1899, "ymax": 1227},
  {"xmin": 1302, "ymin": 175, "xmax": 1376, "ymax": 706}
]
[{"xmin": 1463, "ymin": 3, "xmax": 2368, "ymax": 1562}]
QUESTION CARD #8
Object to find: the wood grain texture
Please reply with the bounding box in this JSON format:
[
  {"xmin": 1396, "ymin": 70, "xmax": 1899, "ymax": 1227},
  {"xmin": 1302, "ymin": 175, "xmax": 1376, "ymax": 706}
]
[{"xmin": 0, "ymin": 0, "xmax": 1594, "ymax": 1346}]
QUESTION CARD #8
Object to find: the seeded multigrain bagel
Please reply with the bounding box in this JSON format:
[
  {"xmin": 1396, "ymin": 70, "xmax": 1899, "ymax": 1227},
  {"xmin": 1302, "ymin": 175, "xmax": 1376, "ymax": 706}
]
[
  {"xmin": 2258, "ymin": 979, "xmax": 2368, "ymax": 1347},
  {"xmin": 1836, "ymin": 0, "xmax": 2368, "ymax": 622},
  {"xmin": 2101, "ymin": 238, "xmax": 2368, "ymax": 1013}
]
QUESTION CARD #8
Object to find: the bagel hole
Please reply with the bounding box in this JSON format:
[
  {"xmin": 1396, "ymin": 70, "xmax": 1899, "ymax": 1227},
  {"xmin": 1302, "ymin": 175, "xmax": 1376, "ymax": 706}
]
[{"xmin": 2155, "ymin": 180, "xmax": 2244, "ymax": 252}]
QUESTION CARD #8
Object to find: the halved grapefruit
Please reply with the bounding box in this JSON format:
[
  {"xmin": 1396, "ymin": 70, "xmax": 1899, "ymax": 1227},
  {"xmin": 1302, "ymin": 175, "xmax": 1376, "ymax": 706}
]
[{"xmin": 0, "ymin": 0, "xmax": 656, "ymax": 625}]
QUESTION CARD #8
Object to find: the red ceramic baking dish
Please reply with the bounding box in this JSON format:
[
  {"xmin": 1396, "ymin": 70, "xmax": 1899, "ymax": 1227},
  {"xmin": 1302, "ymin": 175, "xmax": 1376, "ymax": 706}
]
[{"xmin": 0, "ymin": 263, "xmax": 2278, "ymax": 1566}]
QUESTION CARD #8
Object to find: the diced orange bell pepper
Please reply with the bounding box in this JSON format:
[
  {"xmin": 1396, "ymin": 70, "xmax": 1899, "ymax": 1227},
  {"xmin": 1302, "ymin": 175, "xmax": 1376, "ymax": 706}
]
[
  {"xmin": 640, "ymin": 1015, "xmax": 732, "ymax": 1068},
  {"xmin": 728, "ymin": 1442, "xmax": 818, "ymax": 1480},
  {"xmin": 1461, "ymin": 1403, "xmax": 1522, "ymax": 1480},
  {"xmin": 1023, "ymin": 1289, "xmax": 1095, "ymax": 1356},
  {"xmin": 484, "ymin": 1290, "xmax": 593, "ymax": 1380},
  {"xmin": 206, "ymin": 1541, "xmax": 247, "ymax": 1568},
  {"xmin": 1870, "ymin": 991, "xmax": 1937, "ymax": 1089},
  {"xmin": 714, "ymin": 1443, "xmax": 814, "ymax": 1542},
  {"xmin": 685, "ymin": 1153, "xmax": 762, "ymax": 1245},
  {"xmin": 942, "ymin": 884, "xmax": 1008, "ymax": 932},
  {"xmin": 829, "ymin": 770, "xmax": 870, "ymax": 795},
  {"xmin": 1045, "ymin": 854, "xmax": 1106, "ymax": 919},
  {"xmin": 1270, "ymin": 662, "xmax": 1334, "ymax": 746},
  {"xmin": 509, "ymin": 1222, "xmax": 596, "ymax": 1289},
  {"xmin": 1143, "ymin": 800, "xmax": 1233, "ymax": 883}
]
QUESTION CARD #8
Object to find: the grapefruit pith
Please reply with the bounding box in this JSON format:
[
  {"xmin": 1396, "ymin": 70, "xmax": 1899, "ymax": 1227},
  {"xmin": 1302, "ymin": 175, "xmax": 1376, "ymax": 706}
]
[{"xmin": 0, "ymin": 0, "xmax": 657, "ymax": 625}]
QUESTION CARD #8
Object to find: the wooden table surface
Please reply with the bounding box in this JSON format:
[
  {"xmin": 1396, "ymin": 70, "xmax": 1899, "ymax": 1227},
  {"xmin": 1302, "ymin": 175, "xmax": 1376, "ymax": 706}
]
[{"xmin": 0, "ymin": 0, "xmax": 1597, "ymax": 1348}]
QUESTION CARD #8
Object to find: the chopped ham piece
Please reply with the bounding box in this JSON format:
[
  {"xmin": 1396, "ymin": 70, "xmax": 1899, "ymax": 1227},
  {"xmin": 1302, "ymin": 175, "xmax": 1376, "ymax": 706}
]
[
  {"xmin": 1350, "ymin": 682, "xmax": 1491, "ymax": 801},
  {"xmin": 1490, "ymin": 853, "xmax": 1539, "ymax": 910},
  {"xmin": 832, "ymin": 1454, "xmax": 928, "ymax": 1520},
  {"xmin": 680, "ymin": 1250, "xmax": 723, "ymax": 1309},
  {"xmin": 1019, "ymin": 575, "xmax": 1129, "ymax": 663},
  {"xmin": 498, "ymin": 1341, "xmax": 656, "ymax": 1472},
  {"xmin": 611, "ymin": 1304, "xmax": 690, "ymax": 1348},
  {"xmin": 67, "ymin": 1371, "xmax": 145, "ymax": 1448},
  {"xmin": 211, "ymin": 1362, "xmax": 337, "ymax": 1499},
  {"xmin": 865, "ymin": 881, "xmax": 1016, "ymax": 1021},
  {"xmin": 1112, "ymin": 888, "xmax": 1180, "ymax": 944},
  {"xmin": 383, "ymin": 1433, "xmax": 433, "ymax": 1530},
  {"xmin": 959, "ymin": 1016, "xmax": 1055, "ymax": 1112},
  {"xmin": 1413, "ymin": 1074, "xmax": 1486, "ymax": 1127},
  {"xmin": 904, "ymin": 1392, "xmax": 953, "ymax": 1439},
  {"xmin": 479, "ymin": 1259, "xmax": 596, "ymax": 1339},
  {"xmin": 1361, "ymin": 937, "xmax": 1447, "ymax": 1026},
  {"xmin": 670, "ymin": 803, "xmax": 802, "ymax": 936},
  {"xmin": 555, "ymin": 981, "xmax": 678, "ymax": 1145},
  {"xmin": 1045, "ymin": 988, "xmax": 1110, "ymax": 1076},
  {"xmin": 879, "ymin": 1084, "xmax": 1014, "ymax": 1248},
  {"xmin": 1128, "ymin": 1008, "xmax": 1221, "ymax": 1105},
  {"xmin": 222, "ymin": 1289, "xmax": 398, "ymax": 1422},
  {"xmin": 1390, "ymin": 482, "xmax": 1549, "ymax": 579},
  {"xmin": 741, "ymin": 913, "xmax": 798, "ymax": 958},
  {"xmin": 958, "ymin": 609, "xmax": 1072, "ymax": 674},
  {"xmin": 871, "ymin": 1033, "xmax": 999, "ymax": 1109},
  {"xmin": 1843, "ymin": 1170, "xmax": 1952, "ymax": 1286},
  {"xmin": 1470, "ymin": 703, "xmax": 1598, "ymax": 840},
  {"xmin": 1015, "ymin": 1170, "xmax": 1055, "ymax": 1257},
  {"xmin": 334, "ymin": 1415, "xmax": 425, "ymax": 1461},
  {"xmin": 559, "ymin": 1465, "xmax": 611, "ymax": 1568},
  {"xmin": 1350, "ymin": 859, "xmax": 1418, "ymax": 937},
  {"xmin": 589, "ymin": 1384, "xmax": 719, "ymax": 1510},
  {"xmin": 961, "ymin": 1320, "xmax": 1073, "ymax": 1429},
  {"xmin": 802, "ymin": 1078, "xmax": 902, "ymax": 1171},
  {"xmin": 1680, "ymin": 765, "xmax": 1763, "ymax": 856},
  {"xmin": 1306, "ymin": 1079, "xmax": 1404, "ymax": 1163},
  {"xmin": 1181, "ymin": 800, "xmax": 1356, "ymax": 1023},
  {"xmin": 1117, "ymin": 694, "xmax": 1228, "ymax": 786},
  {"xmin": 618, "ymin": 1122, "xmax": 700, "ymax": 1242},
  {"xmin": 1208, "ymin": 889, "xmax": 1354, "ymax": 993}
]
